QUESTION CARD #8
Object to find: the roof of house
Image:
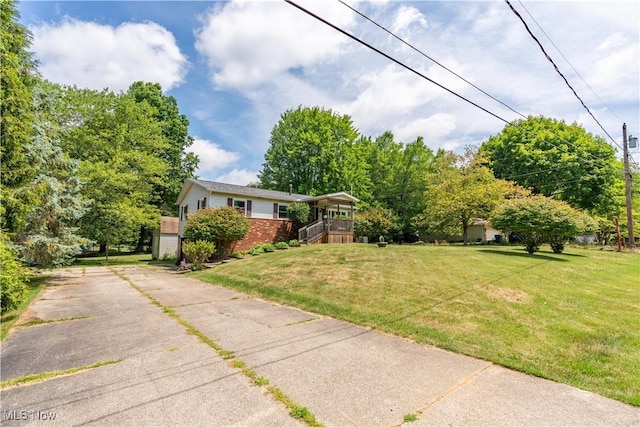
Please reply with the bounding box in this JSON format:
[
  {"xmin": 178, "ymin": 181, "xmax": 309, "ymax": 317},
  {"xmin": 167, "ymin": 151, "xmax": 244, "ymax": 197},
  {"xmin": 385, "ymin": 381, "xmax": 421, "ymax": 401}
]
[
  {"xmin": 176, "ymin": 178, "xmax": 360, "ymax": 206},
  {"xmin": 160, "ymin": 216, "xmax": 179, "ymax": 234},
  {"xmin": 177, "ymin": 179, "xmax": 308, "ymax": 205}
]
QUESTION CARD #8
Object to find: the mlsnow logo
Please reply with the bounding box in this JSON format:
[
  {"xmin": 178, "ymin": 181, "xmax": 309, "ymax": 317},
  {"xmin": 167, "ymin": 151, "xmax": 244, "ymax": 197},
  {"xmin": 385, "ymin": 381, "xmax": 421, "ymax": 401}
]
[{"xmin": 2, "ymin": 410, "xmax": 57, "ymax": 421}]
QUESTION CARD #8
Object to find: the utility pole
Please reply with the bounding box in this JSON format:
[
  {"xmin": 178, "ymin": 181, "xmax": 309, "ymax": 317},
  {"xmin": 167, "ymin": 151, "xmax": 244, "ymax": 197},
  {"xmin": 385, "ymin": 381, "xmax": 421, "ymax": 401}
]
[{"xmin": 622, "ymin": 123, "xmax": 635, "ymax": 247}]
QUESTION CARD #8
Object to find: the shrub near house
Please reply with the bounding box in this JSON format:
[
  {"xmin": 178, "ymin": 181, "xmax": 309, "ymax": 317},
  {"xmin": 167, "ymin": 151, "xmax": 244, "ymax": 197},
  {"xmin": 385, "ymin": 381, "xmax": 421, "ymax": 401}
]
[{"xmin": 183, "ymin": 206, "xmax": 249, "ymax": 259}]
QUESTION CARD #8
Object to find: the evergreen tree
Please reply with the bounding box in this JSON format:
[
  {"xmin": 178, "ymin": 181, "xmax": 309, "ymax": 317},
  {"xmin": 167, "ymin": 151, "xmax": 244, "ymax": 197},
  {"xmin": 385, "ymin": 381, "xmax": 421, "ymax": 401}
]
[
  {"xmin": 18, "ymin": 82, "xmax": 88, "ymax": 267},
  {"xmin": 0, "ymin": 0, "xmax": 39, "ymax": 233}
]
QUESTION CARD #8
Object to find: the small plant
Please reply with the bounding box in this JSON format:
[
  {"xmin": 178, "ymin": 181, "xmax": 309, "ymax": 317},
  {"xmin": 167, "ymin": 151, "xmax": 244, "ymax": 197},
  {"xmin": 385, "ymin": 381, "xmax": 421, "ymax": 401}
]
[
  {"xmin": 262, "ymin": 243, "xmax": 276, "ymax": 252},
  {"xmin": 289, "ymin": 404, "xmax": 312, "ymax": 420},
  {"xmin": 182, "ymin": 240, "xmax": 215, "ymax": 271},
  {"xmin": 275, "ymin": 241, "xmax": 289, "ymax": 250},
  {"xmin": 232, "ymin": 360, "xmax": 246, "ymax": 369},
  {"xmin": 288, "ymin": 239, "xmax": 300, "ymax": 247},
  {"xmin": 248, "ymin": 245, "xmax": 265, "ymax": 256},
  {"xmin": 229, "ymin": 251, "xmax": 245, "ymax": 259},
  {"xmin": 403, "ymin": 413, "xmax": 418, "ymax": 423},
  {"xmin": 253, "ymin": 376, "xmax": 269, "ymax": 386}
]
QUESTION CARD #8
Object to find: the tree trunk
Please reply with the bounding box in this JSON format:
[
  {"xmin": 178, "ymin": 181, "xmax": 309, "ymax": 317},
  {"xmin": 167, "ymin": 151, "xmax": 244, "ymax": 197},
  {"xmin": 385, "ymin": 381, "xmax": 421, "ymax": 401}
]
[
  {"xmin": 135, "ymin": 226, "xmax": 146, "ymax": 253},
  {"xmin": 462, "ymin": 220, "xmax": 469, "ymax": 246}
]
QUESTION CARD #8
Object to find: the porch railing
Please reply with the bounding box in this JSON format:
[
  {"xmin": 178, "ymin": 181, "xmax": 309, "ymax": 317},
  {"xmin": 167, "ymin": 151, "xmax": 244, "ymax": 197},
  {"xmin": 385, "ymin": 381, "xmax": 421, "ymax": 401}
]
[
  {"xmin": 298, "ymin": 219, "xmax": 325, "ymax": 243},
  {"xmin": 328, "ymin": 218, "xmax": 353, "ymax": 233}
]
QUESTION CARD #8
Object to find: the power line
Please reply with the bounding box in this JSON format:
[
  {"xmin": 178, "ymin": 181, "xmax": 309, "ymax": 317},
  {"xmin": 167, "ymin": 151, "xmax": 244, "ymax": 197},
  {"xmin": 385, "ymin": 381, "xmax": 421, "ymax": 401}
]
[
  {"xmin": 504, "ymin": 0, "xmax": 620, "ymax": 149},
  {"xmin": 336, "ymin": 0, "xmax": 527, "ymax": 120},
  {"xmin": 284, "ymin": 0, "xmax": 511, "ymax": 125},
  {"xmin": 285, "ymin": 0, "xmax": 637, "ymax": 174},
  {"xmin": 516, "ymin": 0, "xmax": 623, "ymax": 123}
]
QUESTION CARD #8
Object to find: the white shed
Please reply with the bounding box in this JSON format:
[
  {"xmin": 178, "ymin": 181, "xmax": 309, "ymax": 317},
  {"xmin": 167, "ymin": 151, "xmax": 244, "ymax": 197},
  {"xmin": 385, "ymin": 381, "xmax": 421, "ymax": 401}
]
[{"xmin": 152, "ymin": 216, "xmax": 179, "ymax": 260}]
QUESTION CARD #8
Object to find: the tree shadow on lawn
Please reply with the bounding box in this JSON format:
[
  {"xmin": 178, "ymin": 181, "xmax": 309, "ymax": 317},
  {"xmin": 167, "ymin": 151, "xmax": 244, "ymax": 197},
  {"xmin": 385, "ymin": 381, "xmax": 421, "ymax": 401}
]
[{"xmin": 478, "ymin": 249, "xmax": 585, "ymax": 261}]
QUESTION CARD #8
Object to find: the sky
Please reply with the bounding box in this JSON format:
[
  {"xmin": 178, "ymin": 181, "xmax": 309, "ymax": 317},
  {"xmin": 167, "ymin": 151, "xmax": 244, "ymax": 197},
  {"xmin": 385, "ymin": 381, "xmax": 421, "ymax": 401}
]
[{"xmin": 18, "ymin": 0, "xmax": 640, "ymax": 185}]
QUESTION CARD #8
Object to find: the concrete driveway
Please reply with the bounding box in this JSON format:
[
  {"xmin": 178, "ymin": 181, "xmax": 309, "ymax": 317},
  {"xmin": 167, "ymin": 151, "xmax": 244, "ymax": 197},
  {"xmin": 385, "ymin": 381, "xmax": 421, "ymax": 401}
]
[{"xmin": 1, "ymin": 266, "xmax": 637, "ymax": 426}]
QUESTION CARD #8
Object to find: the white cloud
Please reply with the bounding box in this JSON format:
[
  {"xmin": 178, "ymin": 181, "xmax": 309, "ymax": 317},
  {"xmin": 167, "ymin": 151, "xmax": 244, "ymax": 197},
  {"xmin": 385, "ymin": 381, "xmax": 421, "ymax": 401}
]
[
  {"xmin": 187, "ymin": 138, "xmax": 240, "ymax": 175},
  {"xmin": 194, "ymin": 0, "xmax": 354, "ymax": 89},
  {"xmin": 393, "ymin": 113, "xmax": 457, "ymax": 147},
  {"xmin": 215, "ymin": 169, "xmax": 259, "ymax": 186},
  {"xmin": 30, "ymin": 19, "xmax": 188, "ymax": 91},
  {"xmin": 391, "ymin": 6, "xmax": 427, "ymax": 34}
]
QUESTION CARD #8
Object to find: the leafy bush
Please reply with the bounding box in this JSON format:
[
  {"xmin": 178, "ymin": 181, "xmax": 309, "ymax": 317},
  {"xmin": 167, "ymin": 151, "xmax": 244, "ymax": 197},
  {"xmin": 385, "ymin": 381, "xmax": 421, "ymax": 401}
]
[
  {"xmin": 355, "ymin": 207, "xmax": 396, "ymax": 241},
  {"xmin": 248, "ymin": 245, "xmax": 265, "ymax": 256},
  {"xmin": 275, "ymin": 241, "xmax": 289, "ymax": 249},
  {"xmin": 491, "ymin": 195, "xmax": 593, "ymax": 254},
  {"xmin": 1, "ymin": 233, "xmax": 29, "ymax": 312},
  {"xmin": 261, "ymin": 243, "xmax": 276, "ymax": 252},
  {"xmin": 286, "ymin": 202, "xmax": 311, "ymax": 229},
  {"xmin": 183, "ymin": 207, "xmax": 249, "ymax": 258},
  {"xmin": 182, "ymin": 240, "xmax": 215, "ymax": 271},
  {"xmin": 21, "ymin": 234, "xmax": 87, "ymax": 267},
  {"xmin": 288, "ymin": 239, "xmax": 300, "ymax": 247}
]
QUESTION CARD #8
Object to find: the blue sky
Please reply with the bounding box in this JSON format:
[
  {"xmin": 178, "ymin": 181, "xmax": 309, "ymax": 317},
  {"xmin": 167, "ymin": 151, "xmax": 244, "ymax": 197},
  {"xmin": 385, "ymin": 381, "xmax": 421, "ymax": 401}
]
[{"xmin": 18, "ymin": 1, "xmax": 640, "ymax": 184}]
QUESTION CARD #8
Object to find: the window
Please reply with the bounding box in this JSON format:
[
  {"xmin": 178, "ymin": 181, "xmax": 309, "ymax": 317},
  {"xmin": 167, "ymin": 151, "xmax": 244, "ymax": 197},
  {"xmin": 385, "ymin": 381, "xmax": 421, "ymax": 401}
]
[
  {"xmin": 180, "ymin": 205, "xmax": 188, "ymax": 220},
  {"xmin": 234, "ymin": 199, "xmax": 246, "ymax": 216},
  {"xmin": 197, "ymin": 197, "xmax": 207, "ymax": 210},
  {"xmin": 278, "ymin": 204, "xmax": 288, "ymax": 219}
]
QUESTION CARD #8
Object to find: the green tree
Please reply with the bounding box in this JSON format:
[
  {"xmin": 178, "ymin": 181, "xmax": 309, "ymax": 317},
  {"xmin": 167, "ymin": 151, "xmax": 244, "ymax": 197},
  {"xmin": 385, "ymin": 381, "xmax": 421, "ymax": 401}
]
[
  {"xmin": 18, "ymin": 82, "xmax": 88, "ymax": 267},
  {"xmin": 183, "ymin": 207, "xmax": 249, "ymax": 258},
  {"xmin": 481, "ymin": 116, "xmax": 623, "ymax": 216},
  {"xmin": 57, "ymin": 87, "xmax": 167, "ymax": 260},
  {"xmin": 286, "ymin": 202, "xmax": 312, "ymax": 230},
  {"xmin": 0, "ymin": 231, "xmax": 28, "ymax": 312},
  {"xmin": 0, "ymin": 0, "xmax": 39, "ymax": 233},
  {"xmin": 258, "ymin": 106, "xmax": 370, "ymax": 198},
  {"xmin": 419, "ymin": 150, "xmax": 511, "ymax": 245},
  {"xmin": 363, "ymin": 132, "xmax": 434, "ymax": 240},
  {"xmin": 491, "ymin": 195, "xmax": 592, "ymax": 254},
  {"xmin": 354, "ymin": 207, "xmax": 397, "ymax": 241},
  {"xmin": 127, "ymin": 82, "xmax": 198, "ymax": 215}
]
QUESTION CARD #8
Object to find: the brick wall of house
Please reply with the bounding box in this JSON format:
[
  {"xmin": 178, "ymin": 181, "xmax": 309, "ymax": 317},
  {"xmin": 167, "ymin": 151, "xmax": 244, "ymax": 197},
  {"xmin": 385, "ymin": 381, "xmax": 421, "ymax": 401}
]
[{"xmin": 233, "ymin": 219, "xmax": 295, "ymax": 252}]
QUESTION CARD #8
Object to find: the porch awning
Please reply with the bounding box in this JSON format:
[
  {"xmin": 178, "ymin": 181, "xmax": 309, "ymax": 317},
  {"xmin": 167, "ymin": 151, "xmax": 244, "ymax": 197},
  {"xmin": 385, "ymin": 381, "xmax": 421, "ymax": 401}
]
[{"xmin": 301, "ymin": 192, "xmax": 359, "ymax": 208}]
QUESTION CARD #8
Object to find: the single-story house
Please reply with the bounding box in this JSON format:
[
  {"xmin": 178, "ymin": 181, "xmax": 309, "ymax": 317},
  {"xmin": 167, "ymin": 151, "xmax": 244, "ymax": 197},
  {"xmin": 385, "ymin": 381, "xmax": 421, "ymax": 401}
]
[
  {"xmin": 176, "ymin": 179, "xmax": 359, "ymax": 254},
  {"xmin": 152, "ymin": 216, "xmax": 179, "ymax": 260},
  {"xmin": 423, "ymin": 219, "xmax": 504, "ymax": 244}
]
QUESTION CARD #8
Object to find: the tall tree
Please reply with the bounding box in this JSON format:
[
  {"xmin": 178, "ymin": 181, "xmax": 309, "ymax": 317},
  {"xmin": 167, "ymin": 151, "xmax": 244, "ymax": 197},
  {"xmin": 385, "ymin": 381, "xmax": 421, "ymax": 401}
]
[
  {"xmin": 418, "ymin": 150, "xmax": 517, "ymax": 245},
  {"xmin": 480, "ymin": 116, "xmax": 623, "ymax": 216},
  {"xmin": 0, "ymin": 0, "xmax": 39, "ymax": 233},
  {"xmin": 258, "ymin": 106, "xmax": 370, "ymax": 198},
  {"xmin": 58, "ymin": 87, "xmax": 168, "ymax": 259},
  {"xmin": 127, "ymin": 82, "xmax": 198, "ymax": 215},
  {"xmin": 18, "ymin": 82, "xmax": 88, "ymax": 267},
  {"xmin": 362, "ymin": 132, "xmax": 435, "ymax": 240}
]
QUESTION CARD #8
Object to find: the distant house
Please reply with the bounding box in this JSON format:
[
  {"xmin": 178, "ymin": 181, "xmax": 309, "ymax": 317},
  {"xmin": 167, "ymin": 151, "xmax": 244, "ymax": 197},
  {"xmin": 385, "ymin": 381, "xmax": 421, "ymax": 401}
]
[
  {"xmin": 176, "ymin": 179, "xmax": 359, "ymax": 254},
  {"xmin": 152, "ymin": 216, "xmax": 179, "ymax": 260},
  {"xmin": 423, "ymin": 219, "xmax": 504, "ymax": 244}
]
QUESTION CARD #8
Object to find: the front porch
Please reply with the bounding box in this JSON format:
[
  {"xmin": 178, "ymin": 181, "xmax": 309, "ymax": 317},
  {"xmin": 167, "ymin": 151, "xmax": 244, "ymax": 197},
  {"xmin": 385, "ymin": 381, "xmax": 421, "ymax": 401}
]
[{"xmin": 298, "ymin": 192, "xmax": 358, "ymax": 244}]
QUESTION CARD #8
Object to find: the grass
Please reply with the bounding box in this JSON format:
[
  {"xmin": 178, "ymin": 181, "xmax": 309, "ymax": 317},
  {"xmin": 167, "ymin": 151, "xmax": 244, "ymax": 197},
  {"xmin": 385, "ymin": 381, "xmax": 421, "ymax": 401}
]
[
  {"xmin": 0, "ymin": 359, "xmax": 121, "ymax": 389},
  {"xmin": 1, "ymin": 274, "xmax": 50, "ymax": 341},
  {"xmin": 191, "ymin": 243, "xmax": 640, "ymax": 406},
  {"xmin": 74, "ymin": 252, "xmax": 175, "ymax": 267}
]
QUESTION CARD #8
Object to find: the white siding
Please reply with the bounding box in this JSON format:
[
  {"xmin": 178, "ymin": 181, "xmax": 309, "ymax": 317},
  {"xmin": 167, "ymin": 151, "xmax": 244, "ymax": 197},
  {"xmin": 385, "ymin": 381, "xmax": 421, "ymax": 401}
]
[
  {"xmin": 178, "ymin": 183, "xmax": 293, "ymax": 236},
  {"xmin": 152, "ymin": 231, "xmax": 179, "ymax": 260},
  {"xmin": 178, "ymin": 186, "xmax": 209, "ymax": 235},
  {"xmin": 252, "ymin": 198, "xmax": 278, "ymax": 219},
  {"xmin": 158, "ymin": 234, "xmax": 178, "ymax": 259}
]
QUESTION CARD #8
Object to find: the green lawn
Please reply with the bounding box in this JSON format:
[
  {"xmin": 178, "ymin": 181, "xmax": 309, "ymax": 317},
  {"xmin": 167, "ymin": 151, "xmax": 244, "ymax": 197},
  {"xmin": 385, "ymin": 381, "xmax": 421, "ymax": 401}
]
[
  {"xmin": 73, "ymin": 253, "xmax": 174, "ymax": 267},
  {"xmin": 191, "ymin": 244, "xmax": 640, "ymax": 406},
  {"xmin": 1, "ymin": 274, "xmax": 50, "ymax": 341}
]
